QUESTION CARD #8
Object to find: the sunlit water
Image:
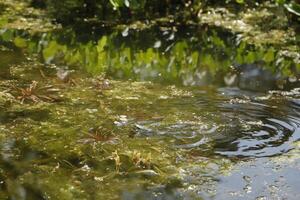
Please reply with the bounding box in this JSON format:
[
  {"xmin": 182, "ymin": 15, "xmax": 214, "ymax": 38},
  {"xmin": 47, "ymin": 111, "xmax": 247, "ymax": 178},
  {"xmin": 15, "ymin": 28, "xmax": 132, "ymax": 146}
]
[{"xmin": 0, "ymin": 25, "xmax": 300, "ymax": 200}]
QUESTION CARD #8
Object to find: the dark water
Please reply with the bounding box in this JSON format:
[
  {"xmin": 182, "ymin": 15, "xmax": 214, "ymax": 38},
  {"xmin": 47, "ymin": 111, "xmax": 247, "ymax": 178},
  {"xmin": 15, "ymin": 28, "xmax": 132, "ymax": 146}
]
[{"xmin": 0, "ymin": 24, "xmax": 300, "ymax": 200}]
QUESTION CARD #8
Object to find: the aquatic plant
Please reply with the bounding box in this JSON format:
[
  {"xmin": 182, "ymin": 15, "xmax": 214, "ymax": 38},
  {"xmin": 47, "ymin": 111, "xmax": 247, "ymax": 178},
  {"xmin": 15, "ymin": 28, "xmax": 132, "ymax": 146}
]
[
  {"xmin": 15, "ymin": 81, "xmax": 59, "ymax": 104},
  {"xmin": 80, "ymin": 126, "xmax": 118, "ymax": 144},
  {"xmin": 112, "ymin": 150, "xmax": 121, "ymax": 173},
  {"xmin": 132, "ymin": 150, "xmax": 152, "ymax": 169}
]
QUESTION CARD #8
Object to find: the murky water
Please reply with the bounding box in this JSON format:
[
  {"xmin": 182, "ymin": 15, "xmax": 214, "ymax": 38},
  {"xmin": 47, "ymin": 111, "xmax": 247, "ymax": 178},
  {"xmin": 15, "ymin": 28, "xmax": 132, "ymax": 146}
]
[{"xmin": 0, "ymin": 24, "xmax": 300, "ymax": 200}]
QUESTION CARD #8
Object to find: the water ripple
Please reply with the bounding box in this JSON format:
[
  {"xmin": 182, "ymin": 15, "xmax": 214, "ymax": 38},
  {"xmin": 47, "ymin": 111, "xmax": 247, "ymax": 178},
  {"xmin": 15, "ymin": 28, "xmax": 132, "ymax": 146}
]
[{"xmin": 133, "ymin": 88, "xmax": 300, "ymax": 158}]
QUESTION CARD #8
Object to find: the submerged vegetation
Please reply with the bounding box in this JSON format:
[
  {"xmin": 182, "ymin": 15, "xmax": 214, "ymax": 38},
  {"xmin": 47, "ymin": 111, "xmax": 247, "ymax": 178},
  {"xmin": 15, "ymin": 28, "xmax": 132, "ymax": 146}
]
[{"xmin": 0, "ymin": 0, "xmax": 299, "ymax": 199}]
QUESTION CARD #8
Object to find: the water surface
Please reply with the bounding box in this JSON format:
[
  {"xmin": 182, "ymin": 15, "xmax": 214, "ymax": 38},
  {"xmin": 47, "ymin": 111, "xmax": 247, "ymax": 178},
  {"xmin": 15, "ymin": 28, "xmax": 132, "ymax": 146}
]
[{"xmin": 0, "ymin": 23, "xmax": 300, "ymax": 200}]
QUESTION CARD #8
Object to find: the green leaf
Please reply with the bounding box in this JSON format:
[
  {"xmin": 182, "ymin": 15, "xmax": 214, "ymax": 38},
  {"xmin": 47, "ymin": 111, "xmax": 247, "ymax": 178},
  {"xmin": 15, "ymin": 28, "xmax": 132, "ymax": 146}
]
[
  {"xmin": 97, "ymin": 36, "xmax": 108, "ymax": 52},
  {"xmin": 124, "ymin": 0, "xmax": 130, "ymax": 7},
  {"xmin": 0, "ymin": 30, "xmax": 13, "ymax": 42},
  {"xmin": 276, "ymin": 0, "xmax": 286, "ymax": 5},
  {"xmin": 263, "ymin": 48, "xmax": 275, "ymax": 63},
  {"xmin": 0, "ymin": 18, "xmax": 8, "ymax": 27},
  {"xmin": 14, "ymin": 37, "xmax": 27, "ymax": 48},
  {"xmin": 284, "ymin": 2, "xmax": 300, "ymax": 16},
  {"xmin": 42, "ymin": 41, "xmax": 66, "ymax": 63},
  {"xmin": 109, "ymin": 0, "xmax": 124, "ymax": 9}
]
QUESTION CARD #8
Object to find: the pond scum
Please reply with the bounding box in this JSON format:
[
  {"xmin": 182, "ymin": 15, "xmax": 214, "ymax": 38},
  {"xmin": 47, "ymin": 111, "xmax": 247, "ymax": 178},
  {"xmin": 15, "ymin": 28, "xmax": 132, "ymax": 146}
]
[{"xmin": 0, "ymin": 0, "xmax": 300, "ymax": 200}]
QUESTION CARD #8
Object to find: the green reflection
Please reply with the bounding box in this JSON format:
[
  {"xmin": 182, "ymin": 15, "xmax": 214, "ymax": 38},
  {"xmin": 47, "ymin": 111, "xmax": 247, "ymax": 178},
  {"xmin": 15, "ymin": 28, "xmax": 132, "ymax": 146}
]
[{"xmin": 0, "ymin": 26, "xmax": 298, "ymax": 89}]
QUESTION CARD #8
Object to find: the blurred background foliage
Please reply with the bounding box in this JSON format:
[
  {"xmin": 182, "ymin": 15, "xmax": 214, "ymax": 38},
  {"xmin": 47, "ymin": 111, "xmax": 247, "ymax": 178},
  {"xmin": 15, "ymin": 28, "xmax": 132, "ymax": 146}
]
[
  {"xmin": 0, "ymin": 0, "xmax": 298, "ymax": 88},
  {"xmin": 1, "ymin": 25, "xmax": 298, "ymax": 87},
  {"xmin": 29, "ymin": 0, "xmax": 299, "ymax": 24}
]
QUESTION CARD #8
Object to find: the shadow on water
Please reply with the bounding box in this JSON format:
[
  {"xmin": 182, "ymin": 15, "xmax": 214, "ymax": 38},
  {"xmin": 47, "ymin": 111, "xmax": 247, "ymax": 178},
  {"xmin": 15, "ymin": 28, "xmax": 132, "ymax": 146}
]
[
  {"xmin": 0, "ymin": 109, "xmax": 50, "ymax": 123},
  {"xmin": 0, "ymin": 138, "xmax": 50, "ymax": 200},
  {"xmin": 0, "ymin": 49, "xmax": 25, "ymax": 79}
]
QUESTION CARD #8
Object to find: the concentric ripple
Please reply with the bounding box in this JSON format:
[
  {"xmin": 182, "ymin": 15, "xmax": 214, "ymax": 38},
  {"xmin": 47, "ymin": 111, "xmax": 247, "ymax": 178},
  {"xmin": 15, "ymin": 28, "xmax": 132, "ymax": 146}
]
[
  {"xmin": 213, "ymin": 88, "xmax": 300, "ymax": 157},
  {"xmin": 132, "ymin": 87, "xmax": 300, "ymax": 158}
]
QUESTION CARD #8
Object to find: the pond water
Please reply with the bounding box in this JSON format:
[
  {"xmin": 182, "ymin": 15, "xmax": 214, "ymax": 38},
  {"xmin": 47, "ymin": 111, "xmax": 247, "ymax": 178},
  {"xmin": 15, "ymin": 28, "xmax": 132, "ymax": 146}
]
[{"xmin": 0, "ymin": 23, "xmax": 300, "ymax": 200}]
